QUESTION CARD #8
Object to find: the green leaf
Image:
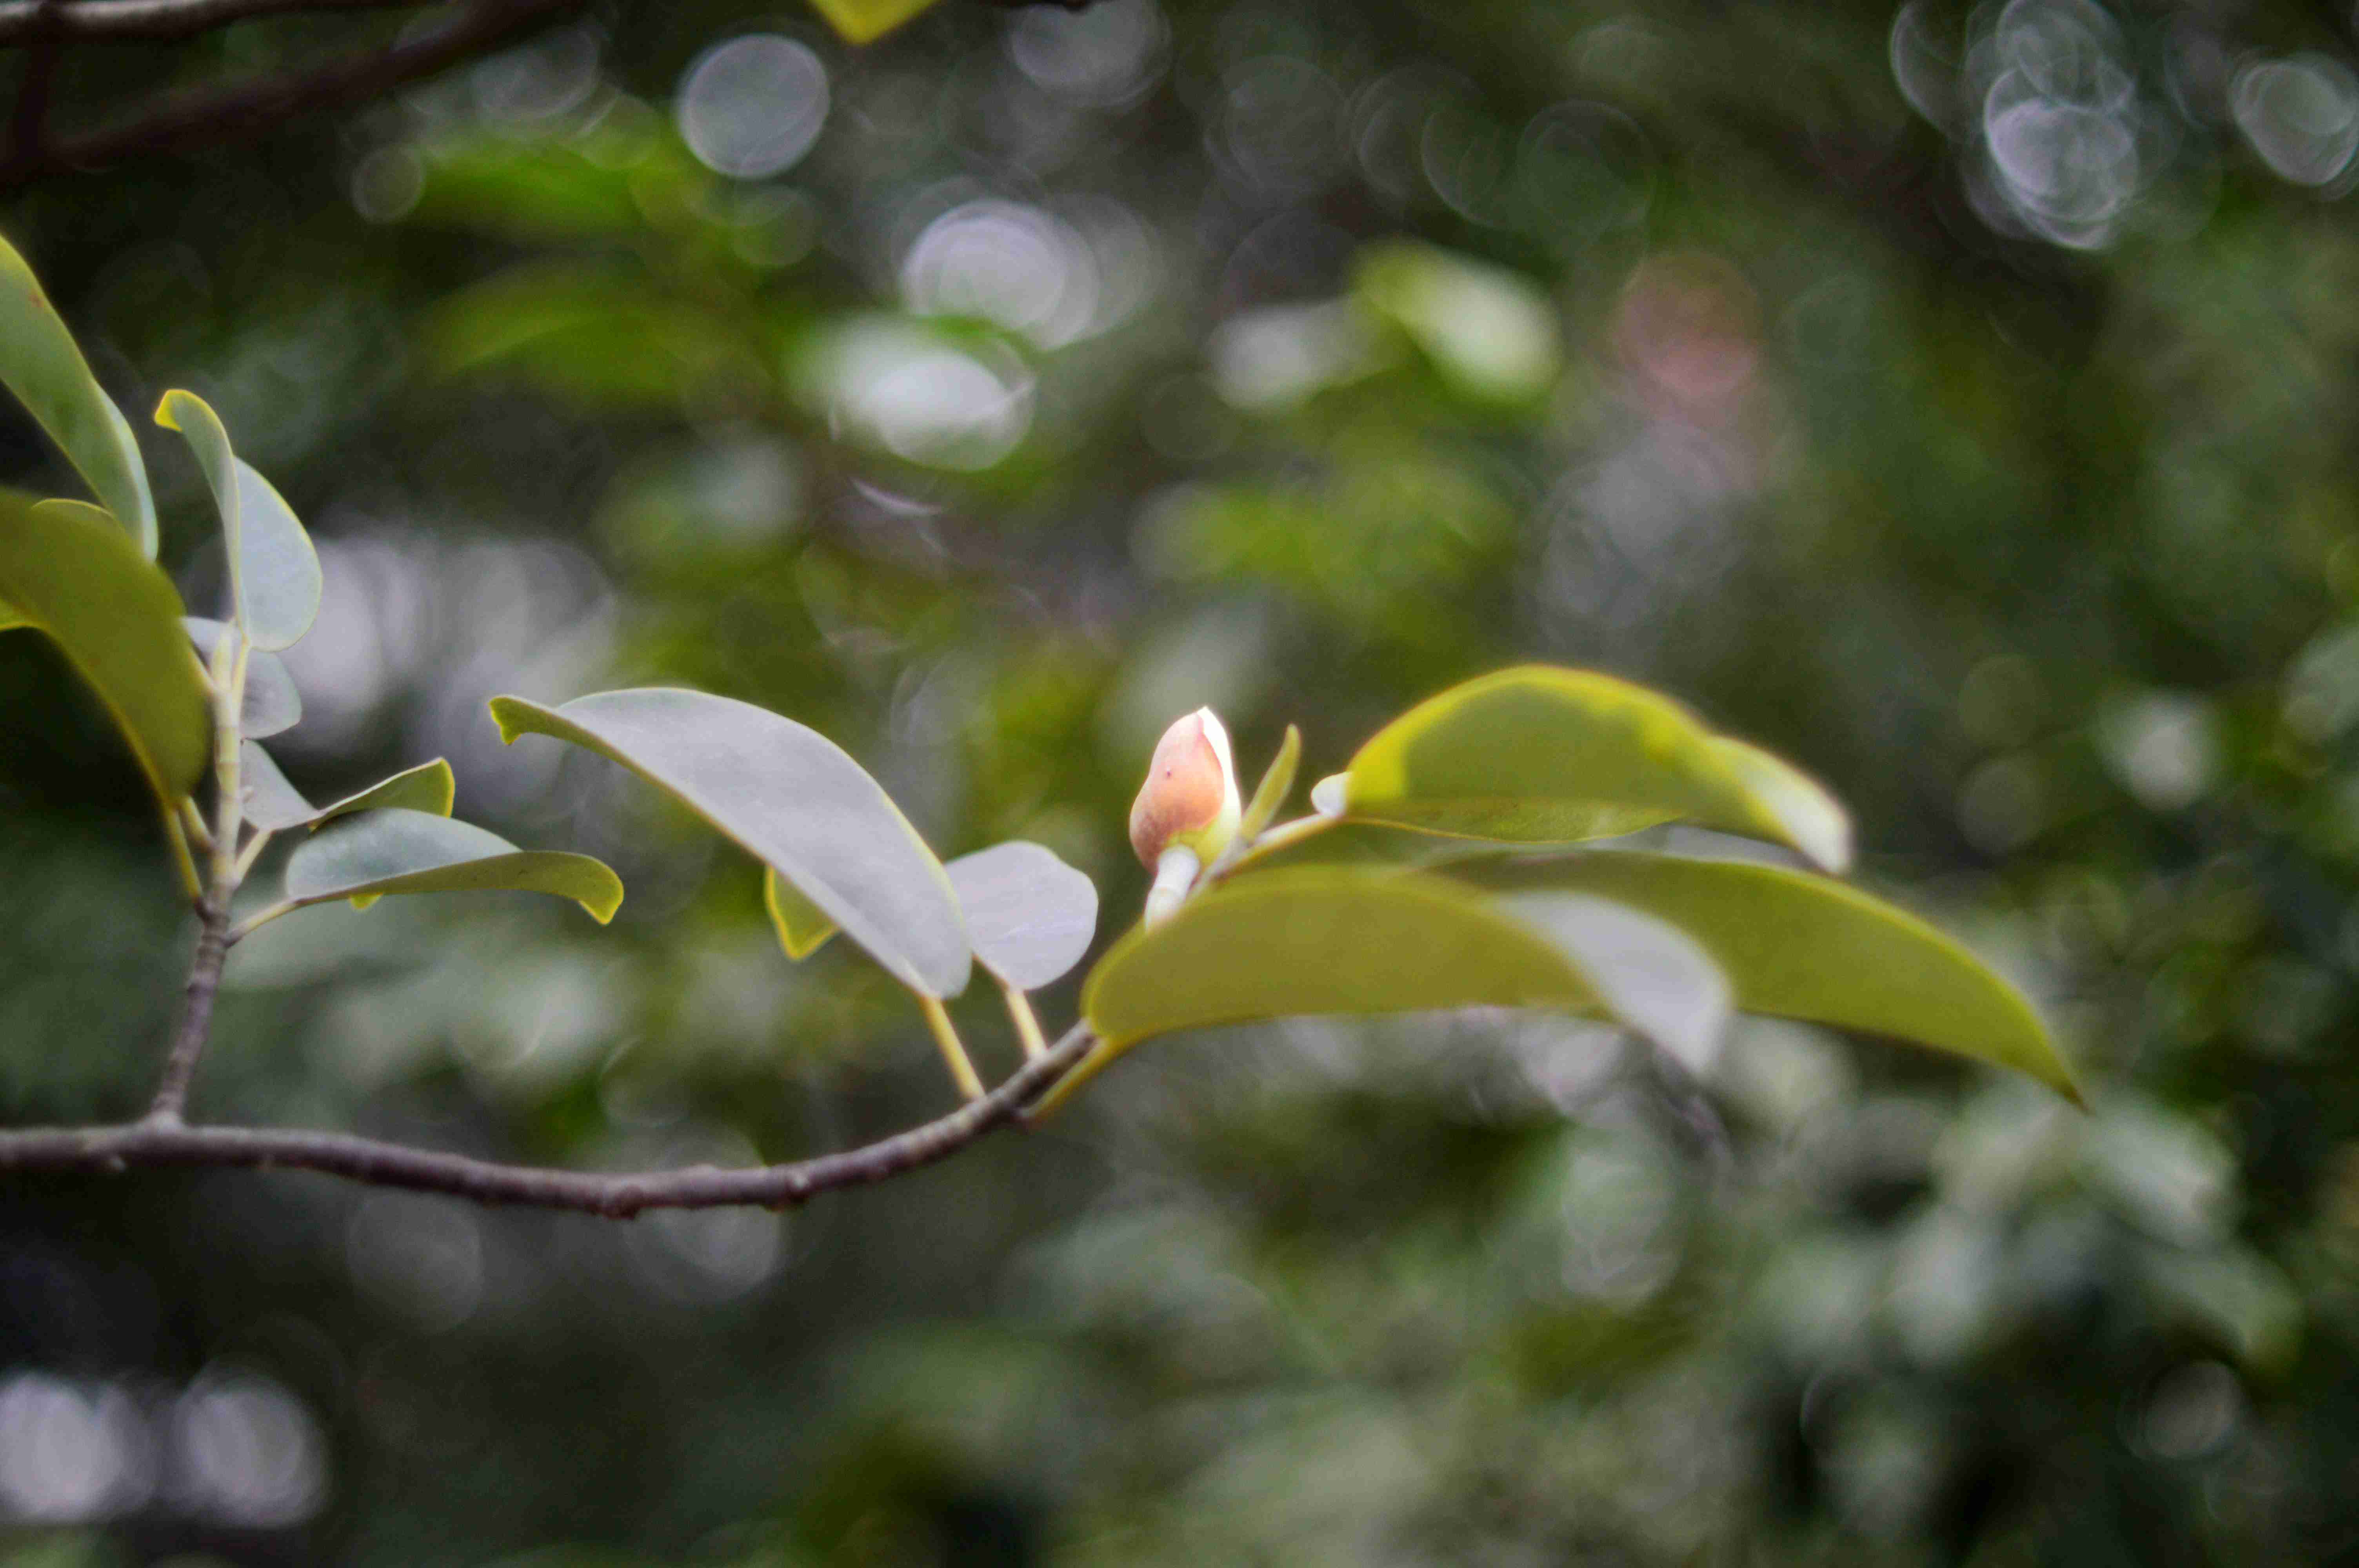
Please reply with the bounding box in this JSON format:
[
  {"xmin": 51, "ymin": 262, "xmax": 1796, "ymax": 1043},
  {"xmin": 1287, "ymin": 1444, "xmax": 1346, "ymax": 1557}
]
[
  {"xmin": 804, "ymin": 0, "xmax": 943, "ymax": 44},
  {"xmin": 1492, "ymin": 891, "xmax": 1730, "ymax": 1073},
  {"xmin": 184, "ymin": 619, "xmax": 300, "ymax": 739},
  {"xmin": 946, "ymin": 841, "xmax": 1098, "ymax": 991},
  {"xmin": 154, "ymin": 392, "xmax": 322, "ymax": 652},
  {"xmin": 241, "ymin": 743, "xmax": 455, "ymax": 833},
  {"xmin": 283, "ymin": 808, "xmax": 621, "ymax": 922},
  {"xmin": 0, "ymin": 493, "xmax": 208, "ymax": 804},
  {"xmin": 1708, "ymin": 737, "xmax": 1852, "ymax": 876},
  {"xmin": 0, "ymin": 232, "xmax": 155, "ymax": 554},
  {"xmin": 1236, "ymin": 724, "xmax": 1301, "ymax": 846},
  {"xmin": 1059, "ymin": 867, "xmax": 1727, "ymax": 1108},
  {"xmin": 1450, "ymin": 852, "xmax": 2081, "ymax": 1102},
  {"xmin": 491, "ymin": 688, "xmax": 970, "ymax": 997},
  {"xmin": 1337, "ymin": 665, "xmax": 1852, "ymax": 871},
  {"xmin": 764, "ymin": 866, "xmax": 837, "ymax": 960},
  {"xmin": 0, "ymin": 593, "xmax": 27, "ymax": 632},
  {"xmin": 1354, "ymin": 242, "xmax": 1562, "ymax": 403}
]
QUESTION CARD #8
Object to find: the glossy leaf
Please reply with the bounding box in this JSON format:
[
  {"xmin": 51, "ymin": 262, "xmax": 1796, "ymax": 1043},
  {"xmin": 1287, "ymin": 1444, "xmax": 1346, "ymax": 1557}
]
[
  {"xmin": 241, "ymin": 744, "xmax": 455, "ymax": 833},
  {"xmin": 1338, "ymin": 666, "xmax": 1852, "ymax": 871},
  {"xmin": 764, "ymin": 867, "xmax": 837, "ymax": 960},
  {"xmin": 0, "ymin": 234, "xmax": 155, "ymax": 553},
  {"xmin": 1452, "ymin": 852, "xmax": 2081, "ymax": 1102},
  {"xmin": 491, "ymin": 689, "xmax": 969, "ymax": 996},
  {"xmin": 0, "ymin": 593, "xmax": 26, "ymax": 632},
  {"xmin": 0, "ymin": 493, "xmax": 208, "ymax": 803},
  {"xmin": 804, "ymin": 0, "xmax": 943, "ymax": 44},
  {"xmin": 1062, "ymin": 867, "xmax": 1727, "ymax": 1106},
  {"xmin": 1709, "ymin": 737, "xmax": 1852, "ymax": 876},
  {"xmin": 184, "ymin": 619, "xmax": 300, "ymax": 739},
  {"xmin": 283, "ymin": 808, "xmax": 621, "ymax": 922},
  {"xmin": 155, "ymin": 392, "xmax": 322, "ymax": 651},
  {"xmin": 946, "ymin": 841, "xmax": 1098, "ymax": 991}
]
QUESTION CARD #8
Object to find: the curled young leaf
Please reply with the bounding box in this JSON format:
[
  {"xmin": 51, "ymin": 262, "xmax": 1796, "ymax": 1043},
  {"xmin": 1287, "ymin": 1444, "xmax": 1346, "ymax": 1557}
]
[
  {"xmin": 1235, "ymin": 724, "xmax": 1302, "ymax": 847},
  {"xmin": 0, "ymin": 493, "xmax": 208, "ymax": 806},
  {"xmin": 155, "ymin": 392, "xmax": 322, "ymax": 652},
  {"xmin": 283, "ymin": 808, "xmax": 621, "ymax": 923},
  {"xmin": 240, "ymin": 744, "xmax": 455, "ymax": 833},
  {"xmin": 0, "ymin": 233, "xmax": 155, "ymax": 554},
  {"xmin": 491, "ymin": 688, "xmax": 969, "ymax": 997},
  {"xmin": 947, "ymin": 841, "xmax": 1098, "ymax": 992}
]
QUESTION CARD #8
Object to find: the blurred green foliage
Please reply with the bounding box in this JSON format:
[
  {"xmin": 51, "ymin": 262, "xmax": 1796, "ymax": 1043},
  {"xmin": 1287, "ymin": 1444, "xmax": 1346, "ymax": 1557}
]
[{"xmin": 7, "ymin": 0, "xmax": 2359, "ymax": 1561}]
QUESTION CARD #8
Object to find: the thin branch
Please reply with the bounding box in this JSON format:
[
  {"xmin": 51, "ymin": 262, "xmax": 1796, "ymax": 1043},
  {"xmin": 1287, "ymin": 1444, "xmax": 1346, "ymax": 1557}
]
[
  {"xmin": 147, "ymin": 894, "xmax": 231, "ymax": 1123},
  {"xmin": 0, "ymin": 0, "xmax": 583, "ymax": 186},
  {"xmin": 0, "ymin": 1023, "xmax": 1096, "ymax": 1216},
  {"xmin": 919, "ymin": 993, "xmax": 985, "ymax": 1102},
  {"xmin": 149, "ymin": 628, "xmax": 247, "ymax": 1123},
  {"xmin": 0, "ymin": 0, "xmax": 423, "ymax": 45}
]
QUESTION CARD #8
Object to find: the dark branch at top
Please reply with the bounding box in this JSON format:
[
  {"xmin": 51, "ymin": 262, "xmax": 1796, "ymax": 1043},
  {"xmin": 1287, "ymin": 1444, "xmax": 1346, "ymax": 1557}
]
[
  {"xmin": 0, "ymin": 0, "xmax": 1112, "ymax": 186},
  {"xmin": 0, "ymin": 0, "xmax": 418, "ymax": 46},
  {"xmin": 0, "ymin": 0, "xmax": 580, "ymax": 185},
  {"xmin": 0, "ymin": 0, "xmax": 1101, "ymax": 47}
]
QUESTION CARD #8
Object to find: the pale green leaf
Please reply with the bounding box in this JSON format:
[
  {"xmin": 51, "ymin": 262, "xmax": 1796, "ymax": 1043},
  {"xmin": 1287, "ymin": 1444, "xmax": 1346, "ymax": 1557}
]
[
  {"xmin": 1494, "ymin": 891, "xmax": 1730, "ymax": 1074},
  {"xmin": 491, "ymin": 688, "xmax": 969, "ymax": 996},
  {"xmin": 240, "ymin": 743, "xmax": 455, "ymax": 833},
  {"xmin": 0, "ymin": 493, "xmax": 208, "ymax": 804},
  {"xmin": 0, "ymin": 234, "xmax": 155, "ymax": 553},
  {"xmin": 184, "ymin": 618, "xmax": 300, "ymax": 738},
  {"xmin": 1056, "ymin": 867, "xmax": 1725, "ymax": 1110},
  {"xmin": 947, "ymin": 841, "xmax": 1098, "ymax": 991},
  {"xmin": 1354, "ymin": 242, "xmax": 1562, "ymax": 402},
  {"xmin": 283, "ymin": 808, "xmax": 621, "ymax": 922},
  {"xmin": 1338, "ymin": 665, "xmax": 1852, "ymax": 871},
  {"xmin": 1236, "ymin": 724, "xmax": 1301, "ymax": 846},
  {"xmin": 1452, "ymin": 851, "xmax": 2082, "ymax": 1102},
  {"xmin": 1709, "ymin": 736, "xmax": 1852, "ymax": 875},
  {"xmin": 764, "ymin": 866, "xmax": 837, "ymax": 960},
  {"xmin": 804, "ymin": 0, "xmax": 943, "ymax": 44},
  {"xmin": 155, "ymin": 392, "xmax": 322, "ymax": 652}
]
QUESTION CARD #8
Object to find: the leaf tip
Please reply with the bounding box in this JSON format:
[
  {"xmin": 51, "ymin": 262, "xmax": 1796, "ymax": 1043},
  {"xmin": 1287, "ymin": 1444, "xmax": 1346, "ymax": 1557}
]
[{"xmin": 487, "ymin": 695, "xmax": 534, "ymax": 745}]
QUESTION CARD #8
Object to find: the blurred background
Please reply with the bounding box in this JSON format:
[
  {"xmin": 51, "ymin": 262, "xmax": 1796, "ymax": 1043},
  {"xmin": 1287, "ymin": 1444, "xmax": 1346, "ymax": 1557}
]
[{"xmin": 3, "ymin": 0, "xmax": 2359, "ymax": 1560}]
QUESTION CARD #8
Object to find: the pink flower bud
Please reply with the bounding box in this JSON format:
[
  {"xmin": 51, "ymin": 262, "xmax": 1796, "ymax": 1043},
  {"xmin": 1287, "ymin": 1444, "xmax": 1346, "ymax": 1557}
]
[{"xmin": 1129, "ymin": 707, "xmax": 1241, "ymax": 867}]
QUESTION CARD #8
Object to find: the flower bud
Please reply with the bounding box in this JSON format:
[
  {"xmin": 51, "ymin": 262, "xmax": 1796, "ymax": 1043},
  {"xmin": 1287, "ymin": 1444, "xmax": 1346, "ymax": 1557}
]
[{"xmin": 1129, "ymin": 706, "xmax": 1241, "ymax": 868}]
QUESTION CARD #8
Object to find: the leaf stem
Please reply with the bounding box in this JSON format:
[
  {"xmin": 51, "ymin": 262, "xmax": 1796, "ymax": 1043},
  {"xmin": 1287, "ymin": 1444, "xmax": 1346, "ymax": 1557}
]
[
  {"xmin": 999, "ymin": 979, "xmax": 1048, "ymax": 1061},
  {"xmin": 918, "ymin": 994, "xmax": 985, "ymax": 1102},
  {"xmin": 161, "ymin": 803, "xmax": 202, "ymax": 905},
  {"xmin": 231, "ymin": 826, "xmax": 272, "ymax": 883},
  {"xmin": 224, "ymin": 898, "xmax": 296, "ymax": 945},
  {"xmin": 176, "ymin": 795, "xmax": 213, "ymax": 852}
]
